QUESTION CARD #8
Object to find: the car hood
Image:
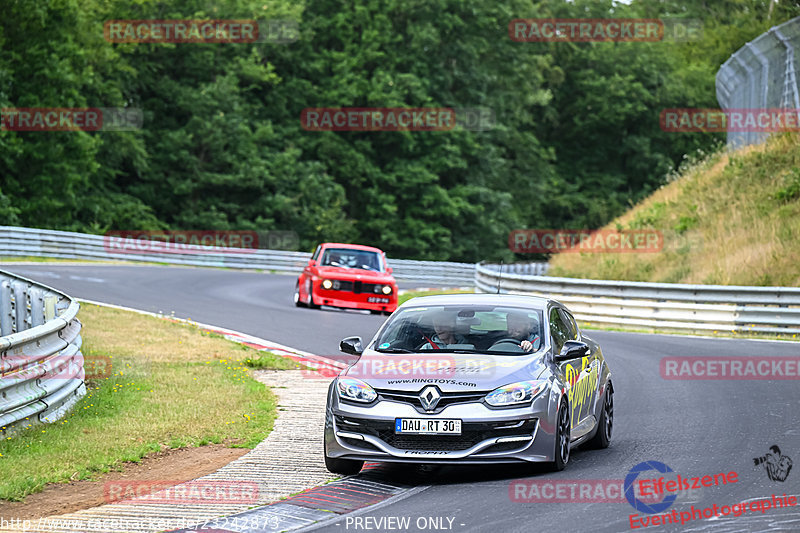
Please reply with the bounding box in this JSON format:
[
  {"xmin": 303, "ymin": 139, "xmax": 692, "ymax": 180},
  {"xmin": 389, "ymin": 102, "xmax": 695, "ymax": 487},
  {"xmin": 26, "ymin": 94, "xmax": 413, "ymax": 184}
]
[
  {"xmin": 315, "ymin": 266, "xmax": 394, "ymax": 282},
  {"xmin": 343, "ymin": 350, "xmax": 549, "ymax": 392}
]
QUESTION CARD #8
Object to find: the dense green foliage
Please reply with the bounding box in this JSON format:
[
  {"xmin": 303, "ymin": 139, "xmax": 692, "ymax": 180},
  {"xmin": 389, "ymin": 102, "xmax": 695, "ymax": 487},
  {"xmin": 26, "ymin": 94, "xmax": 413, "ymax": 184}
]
[{"xmin": 1, "ymin": 0, "xmax": 798, "ymax": 260}]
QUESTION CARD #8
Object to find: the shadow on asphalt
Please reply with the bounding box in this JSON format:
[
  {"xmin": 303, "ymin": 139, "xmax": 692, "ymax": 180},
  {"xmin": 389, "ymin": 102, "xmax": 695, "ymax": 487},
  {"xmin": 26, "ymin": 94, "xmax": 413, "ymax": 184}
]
[{"xmin": 355, "ymin": 447, "xmax": 603, "ymax": 487}]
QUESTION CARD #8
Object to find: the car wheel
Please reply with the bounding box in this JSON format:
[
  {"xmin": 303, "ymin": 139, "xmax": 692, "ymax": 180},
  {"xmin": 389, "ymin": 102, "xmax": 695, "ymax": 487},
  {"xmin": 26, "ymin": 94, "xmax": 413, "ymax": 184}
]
[
  {"xmin": 324, "ymin": 440, "xmax": 364, "ymax": 475},
  {"xmin": 588, "ymin": 384, "xmax": 613, "ymax": 449},
  {"xmin": 307, "ymin": 282, "xmax": 320, "ymax": 309},
  {"xmin": 294, "ymin": 282, "xmax": 306, "ymax": 307},
  {"xmin": 550, "ymin": 399, "xmax": 570, "ymax": 471}
]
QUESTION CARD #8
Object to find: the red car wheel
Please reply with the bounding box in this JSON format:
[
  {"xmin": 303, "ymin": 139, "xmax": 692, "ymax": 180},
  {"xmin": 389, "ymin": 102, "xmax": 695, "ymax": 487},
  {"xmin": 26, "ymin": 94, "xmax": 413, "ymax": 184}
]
[{"xmin": 307, "ymin": 280, "xmax": 320, "ymax": 309}]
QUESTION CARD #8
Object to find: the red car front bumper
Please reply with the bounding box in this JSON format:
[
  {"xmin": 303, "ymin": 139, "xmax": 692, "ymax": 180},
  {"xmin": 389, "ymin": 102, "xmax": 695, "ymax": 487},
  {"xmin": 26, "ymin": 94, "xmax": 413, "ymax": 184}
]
[{"xmin": 313, "ymin": 286, "xmax": 397, "ymax": 312}]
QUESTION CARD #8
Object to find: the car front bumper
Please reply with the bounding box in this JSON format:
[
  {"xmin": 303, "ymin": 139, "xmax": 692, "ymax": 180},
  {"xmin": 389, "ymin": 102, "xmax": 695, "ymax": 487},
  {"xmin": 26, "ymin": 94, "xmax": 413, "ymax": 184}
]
[
  {"xmin": 325, "ymin": 386, "xmax": 559, "ymax": 464},
  {"xmin": 314, "ymin": 290, "xmax": 397, "ymax": 312}
]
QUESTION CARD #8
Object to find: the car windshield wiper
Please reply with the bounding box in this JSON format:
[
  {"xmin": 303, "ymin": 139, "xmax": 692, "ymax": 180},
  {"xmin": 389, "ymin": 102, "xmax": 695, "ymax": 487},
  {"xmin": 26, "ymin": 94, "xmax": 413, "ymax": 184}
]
[
  {"xmin": 375, "ymin": 348, "xmax": 414, "ymax": 353},
  {"xmin": 416, "ymin": 348, "xmax": 482, "ymax": 353}
]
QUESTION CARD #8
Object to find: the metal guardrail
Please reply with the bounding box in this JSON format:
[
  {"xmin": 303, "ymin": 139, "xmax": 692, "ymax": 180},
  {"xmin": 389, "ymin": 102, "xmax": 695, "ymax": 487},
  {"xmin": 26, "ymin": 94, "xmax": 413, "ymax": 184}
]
[
  {"xmin": 476, "ymin": 263, "xmax": 800, "ymax": 335},
  {"xmin": 717, "ymin": 16, "xmax": 800, "ymax": 147},
  {"xmin": 0, "ymin": 269, "xmax": 85, "ymax": 436},
  {"xmin": 0, "ymin": 226, "xmax": 478, "ymax": 285}
]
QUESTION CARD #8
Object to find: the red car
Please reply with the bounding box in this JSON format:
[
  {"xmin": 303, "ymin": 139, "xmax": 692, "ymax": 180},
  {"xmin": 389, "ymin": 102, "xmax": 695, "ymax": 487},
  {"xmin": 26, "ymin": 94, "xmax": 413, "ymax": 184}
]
[{"xmin": 294, "ymin": 243, "xmax": 398, "ymax": 314}]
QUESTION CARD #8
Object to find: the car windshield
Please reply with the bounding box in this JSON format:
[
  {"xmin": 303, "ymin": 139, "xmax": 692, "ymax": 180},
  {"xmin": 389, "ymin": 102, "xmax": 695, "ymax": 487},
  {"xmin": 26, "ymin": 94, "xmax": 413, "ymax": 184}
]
[
  {"xmin": 321, "ymin": 248, "xmax": 383, "ymax": 271},
  {"xmin": 373, "ymin": 305, "xmax": 545, "ymax": 355}
]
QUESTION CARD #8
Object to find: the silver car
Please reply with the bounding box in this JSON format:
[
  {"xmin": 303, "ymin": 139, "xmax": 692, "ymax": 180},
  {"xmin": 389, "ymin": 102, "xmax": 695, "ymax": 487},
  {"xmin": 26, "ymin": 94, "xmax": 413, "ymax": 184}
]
[{"xmin": 324, "ymin": 293, "xmax": 614, "ymax": 474}]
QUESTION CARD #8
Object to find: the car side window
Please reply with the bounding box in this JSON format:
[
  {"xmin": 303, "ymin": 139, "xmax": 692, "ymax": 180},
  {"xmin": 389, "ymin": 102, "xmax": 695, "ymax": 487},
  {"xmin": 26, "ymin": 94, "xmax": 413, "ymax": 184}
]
[
  {"xmin": 559, "ymin": 309, "xmax": 579, "ymax": 340},
  {"xmin": 549, "ymin": 308, "xmax": 569, "ymax": 354},
  {"xmin": 311, "ymin": 245, "xmax": 321, "ymax": 260}
]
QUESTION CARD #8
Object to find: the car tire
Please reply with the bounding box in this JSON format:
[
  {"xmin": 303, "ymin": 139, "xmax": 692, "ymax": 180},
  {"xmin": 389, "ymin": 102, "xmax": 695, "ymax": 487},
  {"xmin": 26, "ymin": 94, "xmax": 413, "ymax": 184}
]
[
  {"xmin": 587, "ymin": 384, "xmax": 613, "ymax": 449},
  {"xmin": 307, "ymin": 282, "xmax": 320, "ymax": 309},
  {"xmin": 549, "ymin": 399, "xmax": 570, "ymax": 471},
  {"xmin": 294, "ymin": 282, "xmax": 306, "ymax": 307},
  {"xmin": 324, "ymin": 441, "xmax": 364, "ymax": 475}
]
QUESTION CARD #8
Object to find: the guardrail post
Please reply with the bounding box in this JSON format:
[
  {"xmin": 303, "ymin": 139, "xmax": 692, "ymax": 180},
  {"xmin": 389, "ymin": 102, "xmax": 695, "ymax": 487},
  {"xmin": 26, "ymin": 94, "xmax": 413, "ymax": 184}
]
[
  {"xmin": 0, "ymin": 279, "xmax": 11, "ymax": 336},
  {"xmin": 30, "ymin": 288, "xmax": 45, "ymax": 327},
  {"xmin": 12, "ymin": 280, "xmax": 28, "ymax": 333}
]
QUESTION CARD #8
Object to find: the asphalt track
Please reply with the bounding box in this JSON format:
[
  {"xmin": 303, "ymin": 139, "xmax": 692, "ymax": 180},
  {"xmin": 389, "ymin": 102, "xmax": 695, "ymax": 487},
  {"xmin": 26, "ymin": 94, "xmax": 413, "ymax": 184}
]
[{"xmin": 4, "ymin": 263, "xmax": 800, "ymax": 533}]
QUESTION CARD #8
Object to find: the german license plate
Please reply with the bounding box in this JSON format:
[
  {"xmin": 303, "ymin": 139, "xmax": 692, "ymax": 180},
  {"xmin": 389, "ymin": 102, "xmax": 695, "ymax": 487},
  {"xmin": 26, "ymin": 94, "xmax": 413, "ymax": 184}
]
[
  {"xmin": 395, "ymin": 418, "xmax": 461, "ymax": 435},
  {"xmin": 367, "ymin": 296, "xmax": 390, "ymax": 303}
]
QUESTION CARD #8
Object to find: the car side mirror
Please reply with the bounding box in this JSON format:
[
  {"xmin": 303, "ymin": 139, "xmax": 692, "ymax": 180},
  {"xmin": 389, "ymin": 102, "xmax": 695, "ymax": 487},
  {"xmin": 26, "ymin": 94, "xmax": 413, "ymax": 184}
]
[
  {"xmin": 308, "ymin": 259, "xmax": 316, "ymax": 267},
  {"xmin": 556, "ymin": 340, "xmax": 589, "ymax": 361},
  {"xmin": 386, "ymin": 266, "xmax": 393, "ymax": 274},
  {"xmin": 340, "ymin": 336, "xmax": 364, "ymax": 356}
]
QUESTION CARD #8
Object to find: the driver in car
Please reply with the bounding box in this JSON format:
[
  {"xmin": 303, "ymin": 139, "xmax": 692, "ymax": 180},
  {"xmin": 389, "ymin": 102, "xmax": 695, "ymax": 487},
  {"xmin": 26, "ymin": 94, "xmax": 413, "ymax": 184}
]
[
  {"xmin": 506, "ymin": 312, "xmax": 541, "ymax": 352},
  {"xmin": 420, "ymin": 311, "xmax": 467, "ymax": 349}
]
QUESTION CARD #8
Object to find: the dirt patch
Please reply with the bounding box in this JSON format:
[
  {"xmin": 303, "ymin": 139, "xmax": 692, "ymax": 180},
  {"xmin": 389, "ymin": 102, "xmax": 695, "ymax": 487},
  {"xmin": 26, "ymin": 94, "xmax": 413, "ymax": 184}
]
[{"xmin": 0, "ymin": 444, "xmax": 249, "ymax": 520}]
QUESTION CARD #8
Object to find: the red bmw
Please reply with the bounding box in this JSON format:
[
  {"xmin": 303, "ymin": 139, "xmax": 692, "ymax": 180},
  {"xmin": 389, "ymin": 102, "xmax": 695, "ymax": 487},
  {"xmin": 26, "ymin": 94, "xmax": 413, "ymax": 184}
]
[{"xmin": 294, "ymin": 243, "xmax": 398, "ymax": 314}]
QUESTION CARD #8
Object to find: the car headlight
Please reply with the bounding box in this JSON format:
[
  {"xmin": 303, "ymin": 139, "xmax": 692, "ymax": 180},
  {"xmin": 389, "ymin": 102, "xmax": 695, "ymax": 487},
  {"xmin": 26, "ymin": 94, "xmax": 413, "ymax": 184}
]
[
  {"xmin": 485, "ymin": 380, "xmax": 548, "ymax": 407},
  {"xmin": 332, "ymin": 280, "xmax": 341, "ymax": 290},
  {"xmin": 337, "ymin": 378, "xmax": 377, "ymax": 403},
  {"xmin": 321, "ymin": 279, "xmax": 333, "ymax": 290},
  {"xmin": 381, "ymin": 285, "xmax": 392, "ymax": 295}
]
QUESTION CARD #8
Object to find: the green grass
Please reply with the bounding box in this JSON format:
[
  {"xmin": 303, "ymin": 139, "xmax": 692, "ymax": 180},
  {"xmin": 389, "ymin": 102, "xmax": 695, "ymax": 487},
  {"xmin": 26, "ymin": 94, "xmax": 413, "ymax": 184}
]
[
  {"xmin": 398, "ymin": 288, "xmax": 473, "ymax": 306},
  {"xmin": 0, "ymin": 304, "xmax": 301, "ymax": 501},
  {"xmin": 578, "ymin": 321, "xmax": 798, "ymax": 342},
  {"xmin": 549, "ymin": 133, "xmax": 800, "ymax": 286},
  {"xmin": 244, "ymin": 353, "xmax": 300, "ymax": 369}
]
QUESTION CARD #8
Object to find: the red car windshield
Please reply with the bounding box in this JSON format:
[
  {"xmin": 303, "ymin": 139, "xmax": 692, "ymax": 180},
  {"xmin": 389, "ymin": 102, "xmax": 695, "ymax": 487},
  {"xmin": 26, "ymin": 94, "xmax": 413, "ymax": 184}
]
[{"xmin": 321, "ymin": 248, "xmax": 383, "ymax": 272}]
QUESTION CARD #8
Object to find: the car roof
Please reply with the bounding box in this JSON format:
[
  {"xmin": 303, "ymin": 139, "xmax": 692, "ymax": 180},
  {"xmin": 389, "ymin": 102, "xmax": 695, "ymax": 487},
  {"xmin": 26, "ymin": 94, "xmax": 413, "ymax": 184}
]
[
  {"xmin": 320, "ymin": 243, "xmax": 384, "ymax": 253},
  {"xmin": 399, "ymin": 292, "xmax": 558, "ymax": 310}
]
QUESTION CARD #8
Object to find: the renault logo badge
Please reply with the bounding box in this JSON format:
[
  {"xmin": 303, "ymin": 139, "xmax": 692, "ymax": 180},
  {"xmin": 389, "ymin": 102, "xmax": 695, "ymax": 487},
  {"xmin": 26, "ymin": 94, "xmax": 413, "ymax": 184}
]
[{"xmin": 419, "ymin": 386, "xmax": 441, "ymax": 411}]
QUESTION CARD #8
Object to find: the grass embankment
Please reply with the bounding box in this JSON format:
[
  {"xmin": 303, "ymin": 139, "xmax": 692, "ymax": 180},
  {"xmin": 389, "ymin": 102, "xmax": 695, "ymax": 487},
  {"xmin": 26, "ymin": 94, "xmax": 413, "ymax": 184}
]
[
  {"xmin": 398, "ymin": 289, "xmax": 473, "ymax": 305},
  {"xmin": 0, "ymin": 304, "xmax": 300, "ymax": 501},
  {"xmin": 549, "ymin": 133, "xmax": 800, "ymax": 286}
]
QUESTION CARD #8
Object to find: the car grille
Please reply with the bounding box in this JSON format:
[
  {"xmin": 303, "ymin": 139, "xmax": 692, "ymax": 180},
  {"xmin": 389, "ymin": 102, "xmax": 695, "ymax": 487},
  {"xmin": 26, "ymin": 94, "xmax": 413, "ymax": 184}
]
[
  {"xmin": 328, "ymin": 280, "xmax": 380, "ymax": 294},
  {"xmin": 335, "ymin": 416, "xmax": 537, "ymax": 452},
  {"xmin": 375, "ymin": 389, "xmax": 488, "ymax": 414}
]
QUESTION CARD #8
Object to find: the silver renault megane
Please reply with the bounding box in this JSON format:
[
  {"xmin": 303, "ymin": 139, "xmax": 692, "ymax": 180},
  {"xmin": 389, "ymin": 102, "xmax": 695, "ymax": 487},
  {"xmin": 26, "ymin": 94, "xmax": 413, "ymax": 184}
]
[{"xmin": 323, "ymin": 293, "xmax": 614, "ymax": 474}]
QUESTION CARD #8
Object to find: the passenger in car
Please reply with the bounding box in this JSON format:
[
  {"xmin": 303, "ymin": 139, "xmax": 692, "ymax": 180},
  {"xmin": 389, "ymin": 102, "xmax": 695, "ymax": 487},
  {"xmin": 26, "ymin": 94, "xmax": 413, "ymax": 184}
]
[{"xmin": 420, "ymin": 311, "xmax": 467, "ymax": 349}]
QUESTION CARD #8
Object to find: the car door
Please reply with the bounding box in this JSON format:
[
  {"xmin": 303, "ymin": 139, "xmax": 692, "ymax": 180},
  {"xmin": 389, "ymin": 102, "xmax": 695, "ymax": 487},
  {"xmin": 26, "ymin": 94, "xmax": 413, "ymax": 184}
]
[
  {"xmin": 550, "ymin": 307, "xmax": 593, "ymax": 432},
  {"xmin": 559, "ymin": 308, "xmax": 599, "ymax": 431}
]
